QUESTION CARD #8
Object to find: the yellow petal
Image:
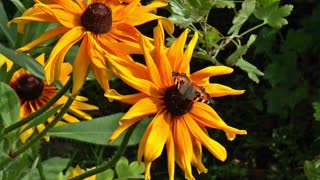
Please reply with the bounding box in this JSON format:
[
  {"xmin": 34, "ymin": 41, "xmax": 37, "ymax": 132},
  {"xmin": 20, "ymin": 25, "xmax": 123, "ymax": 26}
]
[
  {"xmin": 191, "ymin": 137, "xmax": 208, "ymax": 174},
  {"xmin": 109, "ymin": 97, "xmax": 163, "ymax": 143},
  {"xmin": 106, "ymin": 53, "xmax": 161, "ymax": 97},
  {"xmin": 190, "ymin": 66, "xmax": 234, "ymax": 85},
  {"xmin": 153, "ymin": 21, "xmax": 173, "ymax": 87},
  {"xmin": 144, "ymin": 110, "xmax": 170, "ymax": 162},
  {"xmin": 0, "ymin": 54, "xmax": 14, "ymax": 71},
  {"xmin": 16, "ymin": 26, "xmax": 69, "ymax": 52},
  {"xmin": 180, "ymin": 31, "xmax": 198, "ymax": 74},
  {"xmin": 167, "ymin": 28, "xmax": 190, "ymax": 72},
  {"xmin": 202, "ymin": 83, "xmax": 245, "ymax": 97},
  {"xmin": 166, "ymin": 132, "xmax": 175, "ymax": 180},
  {"xmin": 140, "ymin": 31, "xmax": 164, "ymax": 88},
  {"xmin": 72, "ymin": 35, "xmax": 90, "ymax": 95},
  {"xmin": 173, "ymin": 118, "xmax": 194, "ymax": 179},
  {"xmin": 45, "ymin": 26, "xmax": 84, "ymax": 84},
  {"xmin": 185, "ymin": 116, "xmax": 227, "ymax": 161},
  {"xmin": 191, "ymin": 103, "xmax": 247, "ymax": 140},
  {"xmin": 105, "ymin": 89, "xmax": 148, "ymax": 104}
]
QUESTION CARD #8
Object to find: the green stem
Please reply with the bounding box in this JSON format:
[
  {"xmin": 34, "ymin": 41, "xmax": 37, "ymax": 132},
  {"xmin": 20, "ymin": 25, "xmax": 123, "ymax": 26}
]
[
  {"xmin": 0, "ymin": 94, "xmax": 75, "ymax": 170},
  {"xmin": 69, "ymin": 123, "xmax": 139, "ymax": 180},
  {"xmin": 239, "ymin": 22, "xmax": 267, "ymax": 37},
  {"xmin": 0, "ymin": 79, "xmax": 72, "ymax": 141}
]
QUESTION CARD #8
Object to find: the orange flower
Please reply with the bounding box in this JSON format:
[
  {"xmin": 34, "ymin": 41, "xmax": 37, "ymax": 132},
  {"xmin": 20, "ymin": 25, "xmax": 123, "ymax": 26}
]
[
  {"xmin": 105, "ymin": 21, "xmax": 247, "ymax": 180},
  {"xmin": 8, "ymin": 0, "xmax": 173, "ymax": 95}
]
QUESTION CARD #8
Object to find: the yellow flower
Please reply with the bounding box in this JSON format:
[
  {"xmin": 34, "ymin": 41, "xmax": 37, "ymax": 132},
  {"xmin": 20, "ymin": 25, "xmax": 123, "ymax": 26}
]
[
  {"xmin": 8, "ymin": 0, "xmax": 174, "ymax": 95},
  {"xmin": 105, "ymin": 21, "xmax": 247, "ymax": 180},
  {"xmin": 0, "ymin": 54, "xmax": 98, "ymax": 143},
  {"xmin": 67, "ymin": 165, "xmax": 96, "ymax": 180}
]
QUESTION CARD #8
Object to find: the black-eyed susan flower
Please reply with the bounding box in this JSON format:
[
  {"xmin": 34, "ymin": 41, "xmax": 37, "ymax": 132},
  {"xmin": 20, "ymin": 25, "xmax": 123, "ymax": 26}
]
[
  {"xmin": 0, "ymin": 54, "xmax": 98, "ymax": 143},
  {"xmin": 8, "ymin": 0, "xmax": 174, "ymax": 95},
  {"xmin": 105, "ymin": 21, "xmax": 247, "ymax": 180}
]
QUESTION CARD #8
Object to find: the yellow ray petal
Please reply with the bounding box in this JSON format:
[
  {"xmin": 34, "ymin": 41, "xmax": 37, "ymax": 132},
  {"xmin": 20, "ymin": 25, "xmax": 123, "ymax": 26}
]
[
  {"xmin": 72, "ymin": 35, "xmax": 90, "ymax": 95},
  {"xmin": 62, "ymin": 113, "xmax": 80, "ymax": 123},
  {"xmin": 139, "ymin": 31, "xmax": 164, "ymax": 88},
  {"xmin": 109, "ymin": 98, "xmax": 163, "ymax": 143},
  {"xmin": 180, "ymin": 31, "xmax": 198, "ymax": 74},
  {"xmin": 167, "ymin": 28, "xmax": 190, "ymax": 72},
  {"xmin": 190, "ymin": 66, "xmax": 234, "ymax": 85},
  {"xmin": 0, "ymin": 54, "xmax": 14, "ymax": 71},
  {"xmin": 190, "ymin": 103, "xmax": 247, "ymax": 140},
  {"xmin": 191, "ymin": 137, "xmax": 208, "ymax": 174},
  {"xmin": 173, "ymin": 118, "xmax": 194, "ymax": 179},
  {"xmin": 106, "ymin": 53, "xmax": 161, "ymax": 97},
  {"xmin": 45, "ymin": 26, "xmax": 84, "ymax": 84},
  {"xmin": 16, "ymin": 26, "xmax": 69, "ymax": 52},
  {"xmin": 166, "ymin": 132, "xmax": 175, "ymax": 180},
  {"xmin": 36, "ymin": 3, "xmax": 80, "ymax": 28},
  {"xmin": 153, "ymin": 21, "xmax": 173, "ymax": 87},
  {"xmin": 105, "ymin": 89, "xmax": 148, "ymax": 104},
  {"xmin": 144, "ymin": 110, "xmax": 170, "ymax": 163},
  {"xmin": 185, "ymin": 116, "xmax": 227, "ymax": 161},
  {"xmin": 202, "ymin": 83, "xmax": 245, "ymax": 97}
]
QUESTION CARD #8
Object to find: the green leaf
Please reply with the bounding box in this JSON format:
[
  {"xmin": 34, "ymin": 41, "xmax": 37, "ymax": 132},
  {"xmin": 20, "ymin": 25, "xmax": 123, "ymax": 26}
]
[
  {"xmin": 48, "ymin": 113, "xmax": 152, "ymax": 146},
  {"xmin": 20, "ymin": 105, "xmax": 63, "ymax": 134},
  {"xmin": 0, "ymin": 1, "xmax": 15, "ymax": 47},
  {"xmin": 21, "ymin": 157, "xmax": 40, "ymax": 180},
  {"xmin": 0, "ymin": 61, "xmax": 7, "ymax": 82},
  {"xmin": 214, "ymin": 0, "xmax": 235, "ymax": 8},
  {"xmin": 313, "ymin": 102, "xmax": 320, "ymax": 121},
  {"xmin": 254, "ymin": 1, "xmax": 293, "ymax": 29},
  {"xmin": 0, "ymin": 44, "xmax": 45, "ymax": 80},
  {"xmin": 304, "ymin": 157, "xmax": 320, "ymax": 180},
  {"xmin": 228, "ymin": 0, "xmax": 256, "ymax": 35},
  {"xmin": 115, "ymin": 157, "xmax": 145, "ymax": 179},
  {"xmin": 0, "ymin": 81, "xmax": 20, "ymax": 127},
  {"xmin": 168, "ymin": 0, "xmax": 215, "ymax": 28},
  {"xmin": 41, "ymin": 157, "xmax": 70, "ymax": 179},
  {"xmin": 96, "ymin": 169, "xmax": 114, "ymax": 180},
  {"xmin": 226, "ymin": 34, "xmax": 256, "ymax": 65},
  {"xmin": 236, "ymin": 58, "xmax": 264, "ymax": 83}
]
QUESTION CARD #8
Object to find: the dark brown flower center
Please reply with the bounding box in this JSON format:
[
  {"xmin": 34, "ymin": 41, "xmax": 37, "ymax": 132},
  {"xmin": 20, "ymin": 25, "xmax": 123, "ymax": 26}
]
[
  {"xmin": 164, "ymin": 86, "xmax": 194, "ymax": 117},
  {"xmin": 15, "ymin": 74, "xmax": 44, "ymax": 101},
  {"xmin": 81, "ymin": 3, "xmax": 112, "ymax": 34}
]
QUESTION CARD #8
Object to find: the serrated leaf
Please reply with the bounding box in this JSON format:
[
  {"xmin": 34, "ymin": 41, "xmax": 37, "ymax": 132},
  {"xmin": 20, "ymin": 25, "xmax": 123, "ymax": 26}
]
[
  {"xmin": 214, "ymin": 0, "xmax": 235, "ymax": 8},
  {"xmin": 228, "ymin": 0, "xmax": 256, "ymax": 35},
  {"xmin": 313, "ymin": 102, "xmax": 320, "ymax": 121},
  {"xmin": 48, "ymin": 113, "xmax": 152, "ymax": 146},
  {"xmin": 0, "ymin": 81, "xmax": 20, "ymax": 127},
  {"xmin": 96, "ymin": 169, "xmax": 114, "ymax": 180},
  {"xmin": 236, "ymin": 58, "xmax": 264, "ymax": 83},
  {"xmin": 115, "ymin": 157, "xmax": 145, "ymax": 179},
  {"xmin": 168, "ymin": 0, "xmax": 215, "ymax": 28},
  {"xmin": 226, "ymin": 34, "xmax": 256, "ymax": 65},
  {"xmin": 254, "ymin": 1, "xmax": 293, "ymax": 29}
]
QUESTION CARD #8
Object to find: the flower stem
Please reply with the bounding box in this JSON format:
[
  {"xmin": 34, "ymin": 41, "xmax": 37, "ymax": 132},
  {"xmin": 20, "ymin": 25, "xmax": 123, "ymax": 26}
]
[
  {"xmin": 0, "ymin": 79, "xmax": 72, "ymax": 141},
  {"xmin": 0, "ymin": 93, "xmax": 75, "ymax": 170},
  {"xmin": 69, "ymin": 123, "xmax": 139, "ymax": 180},
  {"xmin": 239, "ymin": 22, "xmax": 267, "ymax": 37}
]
